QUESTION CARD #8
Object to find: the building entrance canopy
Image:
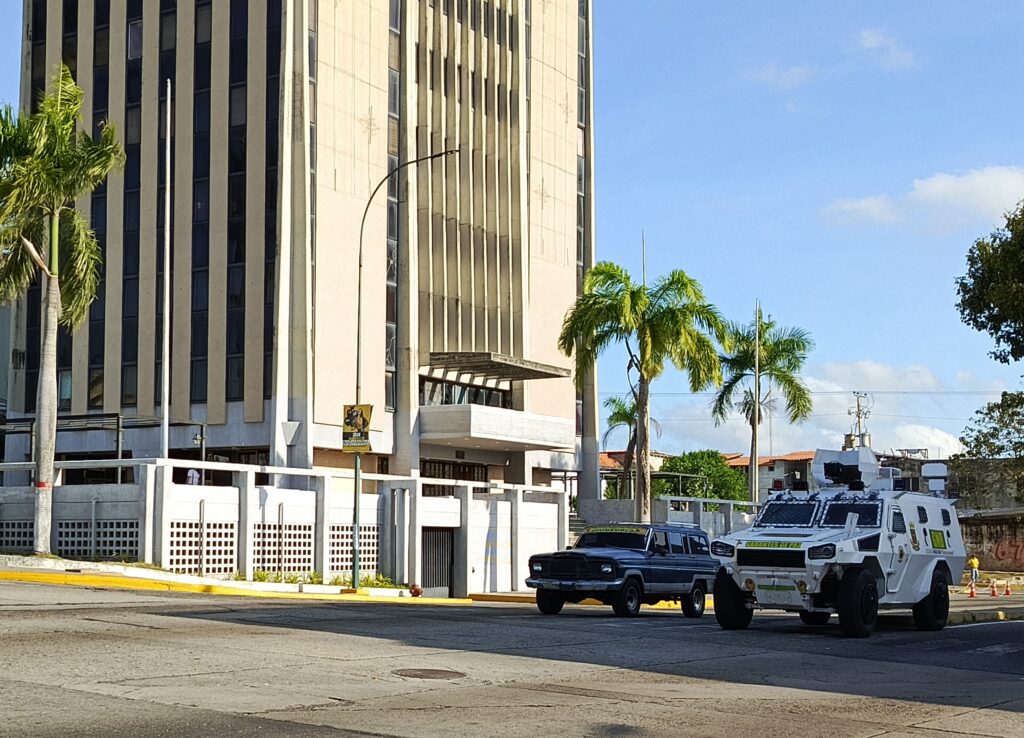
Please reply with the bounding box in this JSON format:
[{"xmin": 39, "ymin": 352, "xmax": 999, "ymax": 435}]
[{"xmin": 425, "ymin": 352, "xmax": 571, "ymax": 383}]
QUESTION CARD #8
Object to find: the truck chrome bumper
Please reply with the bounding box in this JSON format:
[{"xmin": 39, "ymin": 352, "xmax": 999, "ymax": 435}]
[{"xmin": 525, "ymin": 577, "xmax": 624, "ymax": 591}]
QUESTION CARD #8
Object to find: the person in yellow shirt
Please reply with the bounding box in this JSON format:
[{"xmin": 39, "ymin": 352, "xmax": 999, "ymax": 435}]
[{"xmin": 967, "ymin": 554, "xmax": 980, "ymax": 584}]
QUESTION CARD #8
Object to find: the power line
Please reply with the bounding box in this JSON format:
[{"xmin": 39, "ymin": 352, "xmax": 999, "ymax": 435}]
[{"xmin": 599, "ymin": 389, "xmax": 1005, "ymax": 398}]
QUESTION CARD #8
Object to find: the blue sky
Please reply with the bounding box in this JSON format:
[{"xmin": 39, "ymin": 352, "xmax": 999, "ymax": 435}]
[{"xmin": 2, "ymin": 3, "xmax": 1023, "ymax": 459}]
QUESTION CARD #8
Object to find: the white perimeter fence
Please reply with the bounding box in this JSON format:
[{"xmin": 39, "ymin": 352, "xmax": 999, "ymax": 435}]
[{"xmin": 0, "ymin": 458, "xmax": 567, "ymax": 596}]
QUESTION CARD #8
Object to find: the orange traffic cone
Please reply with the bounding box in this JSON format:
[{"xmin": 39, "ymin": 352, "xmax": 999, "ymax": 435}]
[
  {"xmin": 990, "ymin": 580, "xmax": 999, "ymax": 597},
  {"xmin": 968, "ymin": 581, "xmax": 977, "ymax": 598},
  {"xmin": 1005, "ymin": 581, "xmax": 1013, "ymax": 597}
]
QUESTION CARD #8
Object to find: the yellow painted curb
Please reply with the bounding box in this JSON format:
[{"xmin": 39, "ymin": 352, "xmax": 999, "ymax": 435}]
[{"xmin": 0, "ymin": 571, "xmax": 471, "ymax": 605}]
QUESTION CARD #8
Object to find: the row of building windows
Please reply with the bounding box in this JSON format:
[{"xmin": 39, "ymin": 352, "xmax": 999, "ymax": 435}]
[{"xmin": 385, "ymin": 1, "xmax": 402, "ymax": 412}]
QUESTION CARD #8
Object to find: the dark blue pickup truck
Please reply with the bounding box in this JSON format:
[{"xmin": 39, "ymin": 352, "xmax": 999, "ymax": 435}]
[{"xmin": 525, "ymin": 523, "xmax": 717, "ymax": 617}]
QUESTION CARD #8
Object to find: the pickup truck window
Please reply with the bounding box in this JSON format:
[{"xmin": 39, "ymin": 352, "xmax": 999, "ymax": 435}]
[
  {"xmin": 687, "ymin": 534, "xmax": 710, "ymax": 555},
  {"xmin": 575, "ymin": 529, "xmax": 648, "ymax": 550},
  {"xmin": 669, "ymin": 531, "xmax": 686, "ymax": 553}
]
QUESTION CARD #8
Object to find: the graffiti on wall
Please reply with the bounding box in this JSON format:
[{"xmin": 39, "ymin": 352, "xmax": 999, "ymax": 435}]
[{"xmin": 993, "ymin": 539, "xmax": 1024, "ymax": 567}]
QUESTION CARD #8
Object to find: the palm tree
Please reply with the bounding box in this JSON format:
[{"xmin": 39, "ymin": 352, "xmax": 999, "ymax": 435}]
[
  {"xmin": 560, "ymin": 262, "xmax": 727, "ymax": 522},
  {"xmin": 602, "ymin": 395, "xmax": 662, "ymax": 500},
  {"xmin": 711, "ymin": 307, "xmax": 813, "ymax": 501},
  {"xmin": 0, "ymin": 66, "xmax": 124, "ymax": 553}
]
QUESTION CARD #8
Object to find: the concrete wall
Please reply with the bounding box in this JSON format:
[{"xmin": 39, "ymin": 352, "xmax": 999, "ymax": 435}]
[
  {"xmin": 962, "ymin": 513, "xmax": 1024, "ymax": 571},
  {"xmin": 578, "ymin": 496, "xmax": 760, "ymax": 539}
]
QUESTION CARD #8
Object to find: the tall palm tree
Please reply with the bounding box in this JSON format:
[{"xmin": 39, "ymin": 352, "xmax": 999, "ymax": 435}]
[
  {"xmin": 0, "ymin": 66, "xmax": 124, "ymax": 553},
  {"xmin": 711, "ymin": 307, "xmax": 813, "ymax": 501},
  {"xmin": 560, "ymin": 262, "xmax": 727, "ymax": 522},
  {"xmin": 602, "ymin": 395, "xmax": 662, "ymax": 500}
]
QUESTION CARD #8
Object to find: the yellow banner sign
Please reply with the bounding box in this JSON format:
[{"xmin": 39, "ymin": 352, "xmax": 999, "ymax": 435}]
[
  {"xmin": 744, "ymin": 541, "xmax": 803, "ymax": 549},
  {"xmin": 342, "ymin": 404, "xmax": 373, "ymax": 453}
]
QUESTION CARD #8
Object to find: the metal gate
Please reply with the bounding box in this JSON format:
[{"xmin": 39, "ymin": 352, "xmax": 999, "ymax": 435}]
[{"xmin": 421, "ymin": 527, "xmax": 454, "ymax": 598}]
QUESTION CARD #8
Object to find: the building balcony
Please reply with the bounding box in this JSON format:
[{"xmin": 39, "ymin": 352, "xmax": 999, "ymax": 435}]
[{"xmin": 418, "ymin": 404, "xmax": 575, "ymax": 452}]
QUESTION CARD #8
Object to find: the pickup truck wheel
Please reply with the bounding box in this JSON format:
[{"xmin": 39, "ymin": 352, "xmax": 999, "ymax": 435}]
[
  {"xmin": 912, "ymin": 571, "xmax": 950, "ymax": 631},
  {"xmin": 536, "ymin": 589, "xmax": 565, "ymax": 615},
  {"xmin": 713, "ymin": 568, "xmax": 752, "ymax": 630},
  {"xmin": 837, "ymin": 568, "xmax": 878, "ymax": 638},
  {"xmin": 681, "ymin": 583, "xmax": 706, "ymax": 618},
  {"xmin": 798, "ymin": 611, "xmax": 831, "ymax": 626},
  {"xmin": 612, "ymin": 578, "xmax": 642, "ymax": 617}
]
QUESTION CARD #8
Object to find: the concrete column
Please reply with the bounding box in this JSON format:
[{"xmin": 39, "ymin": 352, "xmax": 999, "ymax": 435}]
[
  {"xmin": 556, "ymin": 488, "xmax": 569, "ymax": 553},
  {"xmin": 138, "ymin": 464, "xmax": 156, "ymax": 564},
  {"xmin": 153, "ymin": 464, "xmax": 173, "ymax": 568},
  {"xmin": 407, "ymin": 479, "xmax": 423, "ymax": 588},
  {"xmin": 721, "ymin": 502, "xmax": 733, "ymax": 535},
  {"xmin": 235, "ymin": 470, "xmax": 256, "ymax": 580},
  {"xmin": 452, "ymin": 485, "xmax": 472, "ymax": 598},
  {"xmin": 313, "ymin": 474, "xmax": 329, "ymax": 578},
  {"xmin": 509, "ymin": 487, "xmax": 523, "ymax": 592},
  {"xmin": 505, "ymin": 452, "xmax": 532, "ymax": 486}
]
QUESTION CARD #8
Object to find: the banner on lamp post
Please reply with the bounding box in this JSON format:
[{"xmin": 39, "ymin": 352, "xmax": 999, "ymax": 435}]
[{"xmin": 342, "ymin": 404, "xmax": 373, "ymax": 453}]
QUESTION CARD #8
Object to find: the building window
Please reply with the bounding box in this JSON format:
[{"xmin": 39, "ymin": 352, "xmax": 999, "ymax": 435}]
[{"xmin": 127, "ymin": 19, "xmax": 142, "ymax": 60}]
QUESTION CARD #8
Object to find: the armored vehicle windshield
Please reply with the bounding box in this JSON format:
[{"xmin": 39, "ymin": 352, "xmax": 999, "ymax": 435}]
[
  {"xmin": 819, "ymin": 500, "xmax": 882, "ymax": 528},
  {"xmin": 753, "ymin": 500, "xmax": 819, "ymax": 528}
]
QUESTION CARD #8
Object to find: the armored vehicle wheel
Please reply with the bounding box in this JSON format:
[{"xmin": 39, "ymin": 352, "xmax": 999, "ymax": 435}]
[
  {"xmin": 612, "ymin": 578, "xmax": 642, "ymax": 617},
  {"xmin": 912, "ymin": 571, "xmax": 950, "ymax": 631},
  {"xmin": 681, "ymin": 583, "xmax": 706, "ymax": 618},
  {"xmin": 536, "ymin": 589, "xmax": 565, "ymax": 615},
  {"xmin": 837, "ymin": 568, "xmax": 878, "ymax": 638},
  {"xmin": 714, "ymin": 568, "xmax": 753, "ymax": 630},
  {"xmin": 798, "ymin": 611, "xmax": 831, "ymax": 626}
]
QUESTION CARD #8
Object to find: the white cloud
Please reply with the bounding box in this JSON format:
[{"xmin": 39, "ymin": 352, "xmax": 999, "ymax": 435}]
[
  {"xmin": 747, "ymin": 63, "xmax": 814, "ymax": 90},
  {"xmin": 909, "ymin": 167, "xmax": 1024, "ymax": 221},
  {"xmin": 822, "ymin": 196, "xmax": 900, "ymax": 225},
  {"xmin": 822, "ymin": 166, "xmax": 1024, "ymax": 230},
  {"xmin": 857, "ymin": 29, "xmax": 916, "ymax": 71}
]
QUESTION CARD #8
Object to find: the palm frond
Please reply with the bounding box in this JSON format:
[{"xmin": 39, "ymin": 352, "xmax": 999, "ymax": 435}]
[{"xmin": 57, "ymin": 208, "xmax": 100, "ymax": 327}]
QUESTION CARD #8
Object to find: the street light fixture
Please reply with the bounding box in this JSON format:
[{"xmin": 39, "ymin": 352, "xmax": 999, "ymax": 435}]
[{"xmin": 350, "ymin": 147, "xmax": 460, "ymax": 589}]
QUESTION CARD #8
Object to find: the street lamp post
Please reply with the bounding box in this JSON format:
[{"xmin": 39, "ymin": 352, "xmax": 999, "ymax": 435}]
[{"xmin": 350, "ymin": 147, "xmax": 459, "ymax": 589}]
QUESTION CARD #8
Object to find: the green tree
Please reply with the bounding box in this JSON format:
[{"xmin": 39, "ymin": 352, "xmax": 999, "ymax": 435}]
[
  {"xmin": 601, "ymin": 395, "xmax": 661, "ymax": 501},
  {"xmin": 711, "ymin": 307, "xmax": 813, "ymax": 500},
  {"xmin": 950, "ymin": 391, "xmax": 1024, "ymax": 507},
  {"xmin": 0, "ymin": 66, "xmax": 123, "ymax": 553},
  {"xmin": 656, "ymin": 450, "xmax": 747, "ymax": 500},
  {"xmin": 560, "ymin": 262, "xmax": 727, "ymax": 522},
  {"xmin": 956, "ymin": 200, "xmax": 1024, "ymax": 364}
]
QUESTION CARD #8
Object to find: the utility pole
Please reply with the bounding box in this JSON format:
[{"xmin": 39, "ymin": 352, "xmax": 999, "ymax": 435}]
[
  {"xmin": 751, "ymin": 300, "xmax": 760, "ymax": 503},
  {"xmin": 847, "ymin": 392, "xmax": 872, "ymax": 449}
]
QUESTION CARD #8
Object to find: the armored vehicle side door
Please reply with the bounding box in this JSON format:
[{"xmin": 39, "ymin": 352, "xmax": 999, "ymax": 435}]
[{"xmin": 885, "ymin": 506, "xmax": 911, "ymax": 594}]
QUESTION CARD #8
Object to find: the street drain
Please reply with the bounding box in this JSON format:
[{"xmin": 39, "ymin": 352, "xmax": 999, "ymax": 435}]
[{"xmin": 392, "ymin": 668, "xmax": 466, "ymax": 680}]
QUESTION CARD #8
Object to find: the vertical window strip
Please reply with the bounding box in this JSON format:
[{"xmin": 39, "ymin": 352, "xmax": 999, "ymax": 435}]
[
  {"xmin": 385, "ymin": 4, "xmax": 402, "ymax": 412},
  {"xmin": 190, "ymin": 0, "xmax": 213, "ymax": 403},
  {"xmin": 154, "ymin": 0, "xmax": 176, "ymax": 405},
  {"xmin": 225, "ymin": 0, "xmax": 248, "ymax": 401},
  {"xmin": 264, "ymin": 0, "xmax": 282, "ymax": 399}
]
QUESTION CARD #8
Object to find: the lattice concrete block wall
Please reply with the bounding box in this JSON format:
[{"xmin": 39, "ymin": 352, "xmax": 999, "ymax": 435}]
[{"xmin": 56, "ymin": 520, "xmax": 140, "ymax": 560}]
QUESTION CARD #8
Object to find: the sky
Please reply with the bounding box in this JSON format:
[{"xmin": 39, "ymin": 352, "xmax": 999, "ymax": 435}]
[{"xmin": 1, "ymin": 3, "xmax": 1022, "ymax": 461}]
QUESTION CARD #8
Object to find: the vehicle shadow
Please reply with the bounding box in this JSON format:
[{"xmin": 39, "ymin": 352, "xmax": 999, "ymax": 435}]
[{"xmin": 159, "ymin": 596, "xmax": 1024, "ymax": 715}]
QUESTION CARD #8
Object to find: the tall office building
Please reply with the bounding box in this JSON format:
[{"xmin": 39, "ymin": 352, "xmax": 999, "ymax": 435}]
[{"xmin": 10, "ymin": 0, "xmax": 599, "ymax": 499}]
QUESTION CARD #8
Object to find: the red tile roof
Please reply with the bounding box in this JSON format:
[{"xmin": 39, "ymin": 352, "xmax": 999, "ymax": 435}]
[{"xmin": 725, "ymin": 451, "xmax": 816, "ymax": 468}]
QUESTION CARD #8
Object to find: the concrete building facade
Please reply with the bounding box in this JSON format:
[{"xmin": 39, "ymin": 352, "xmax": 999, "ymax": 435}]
[{"xmin": 8, "ymin": 0, "xmax": 600, "ymax": 500}]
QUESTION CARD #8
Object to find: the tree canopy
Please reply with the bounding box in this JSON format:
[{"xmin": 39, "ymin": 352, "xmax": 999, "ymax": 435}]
[
  {"xmin": 657, "ymin": 450, "xmax": 748, "ymax": 501},
  {"xmin": 951, "ymin": 390, "xmax": 1024, "ymax": 507},
  {"xmin": 956, "ymin": 200, "xmax": 1024, "ymax": 363}
]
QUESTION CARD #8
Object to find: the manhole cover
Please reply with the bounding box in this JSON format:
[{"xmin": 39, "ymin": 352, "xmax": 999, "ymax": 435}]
[{"xmin": 392, "ymin": 668, "xmax": 466, "ymax": 680}]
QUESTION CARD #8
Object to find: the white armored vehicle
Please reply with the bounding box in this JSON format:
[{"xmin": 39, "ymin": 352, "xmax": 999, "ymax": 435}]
[{"xmin": 711, "ymin": 448, "xmax": 965, "ymax": 637}]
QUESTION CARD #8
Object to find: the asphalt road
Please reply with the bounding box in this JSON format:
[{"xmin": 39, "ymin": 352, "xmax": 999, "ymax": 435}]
[{"xmin": 2, "ymin": 581, "xmax": 1023, "ymax": 738}]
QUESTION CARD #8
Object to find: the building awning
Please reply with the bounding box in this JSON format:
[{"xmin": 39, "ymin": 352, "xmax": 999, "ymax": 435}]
[{"xmin": 426, "ymin": 352, "xmax": 571, "ymax": 382}]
